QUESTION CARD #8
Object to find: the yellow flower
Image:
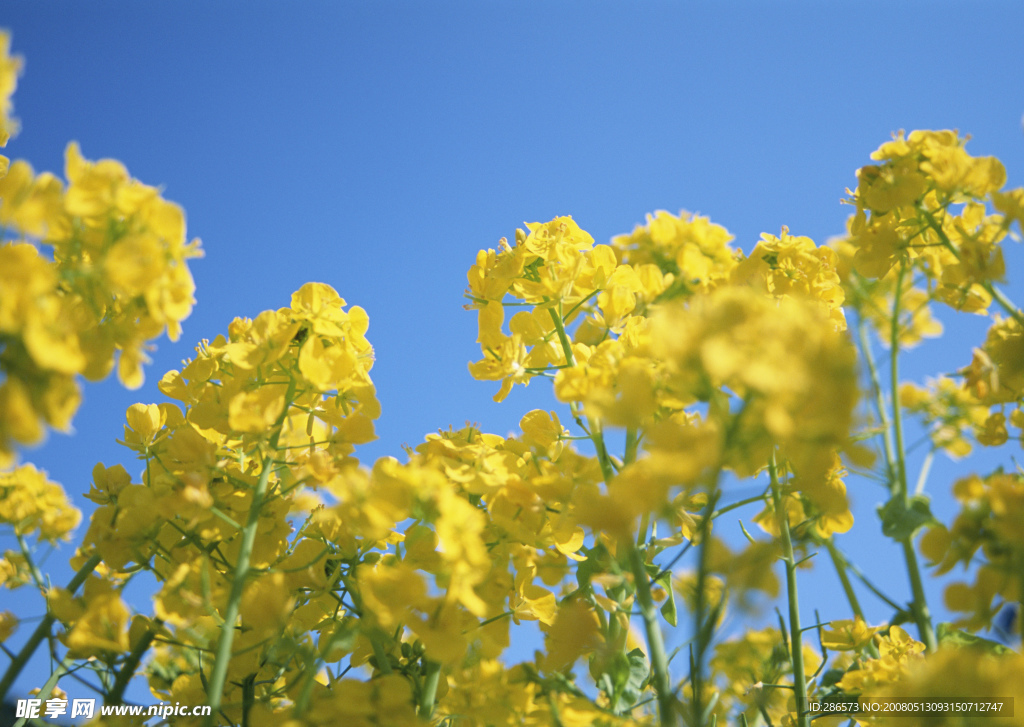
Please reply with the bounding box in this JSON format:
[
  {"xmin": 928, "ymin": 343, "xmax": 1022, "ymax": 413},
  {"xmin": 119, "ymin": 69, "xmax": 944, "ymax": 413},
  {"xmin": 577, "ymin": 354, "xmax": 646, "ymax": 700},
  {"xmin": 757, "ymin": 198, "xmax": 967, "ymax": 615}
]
[
  {"xmin": 228, "ymin": 385, "xmax": 287, "ymax": 432},
  {"xmin": 357, "ymin": 561, "xmax": 428, "ymax": 629},
  {"xmin": 0, "ymin": 463, "xmax": 81, "ymax": 541},
  {"xmin": 0, "ymin": 610, "xmax": 17, "ymax": 641},
  {"xmin": 0, "ymin": 30, "xmax": 22, "ymax": 147},
  {"xmin": 865, "ymin": 648, "xmax": 1024, "ymax": 727},
  {"xmin": 521, "ymin": 216, "xmax": 594, "ymax": 258},
  {"xmin": 820, "ymin": 618, "xmax": 881, "ymax": 651},
  {"xmin": 58, "ymin": 577, "xmax": 131, "ymax": 659},
  {"xmin": 239, "ymin": 572, "xmax": 294, "ymax": 642},
  {"xmin": 0, "ymin": 551, "xmax": 31, "ymax": 589},
  {"xmin": 857, "ymin": 155, "xmax": 928, "ymax": 213},
  {"xmin": 733, "ymin": 227, "xmax": 846, "ymax": 331},
  {"xmin": 541, "ymin": 600, "xmax": 602, "ymax": 672},
  {"xmin": 612, "ymin": 209, "xmax": 737, "ymax": 292}
]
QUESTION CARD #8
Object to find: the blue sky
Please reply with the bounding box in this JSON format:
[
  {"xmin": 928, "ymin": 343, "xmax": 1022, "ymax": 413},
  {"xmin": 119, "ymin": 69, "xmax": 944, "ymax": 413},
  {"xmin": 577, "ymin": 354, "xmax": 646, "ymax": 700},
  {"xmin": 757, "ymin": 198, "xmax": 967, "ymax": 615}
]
[{"xmin": 3, "ymin": 0, "xmax": 1024, "ymax": 708}]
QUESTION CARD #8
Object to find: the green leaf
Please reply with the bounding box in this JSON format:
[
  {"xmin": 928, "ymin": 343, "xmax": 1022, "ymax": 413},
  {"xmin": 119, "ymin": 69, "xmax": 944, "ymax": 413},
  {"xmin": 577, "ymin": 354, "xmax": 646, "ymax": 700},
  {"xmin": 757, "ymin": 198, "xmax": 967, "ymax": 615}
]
[
  {"xmin": 878, "ymin": 495, "xmax": 936, "ymax": 541},
  {"xmin": 604, "ymin": 647, "xmax": 651, "ymax": 713},
  {"xmin": 656, "ymin": 571, "xmax": 678, "ymax": 627},
  {"xmin": 620, "ymin": 647, "xmax": 650, "ymax": 708},
  {"xmin": 936, "ymin": 623, "xmax": 1014, "ymax": 655},
  {"xmin": 575, "ymin": 543, "xmax": 608, "ymax": 591}
]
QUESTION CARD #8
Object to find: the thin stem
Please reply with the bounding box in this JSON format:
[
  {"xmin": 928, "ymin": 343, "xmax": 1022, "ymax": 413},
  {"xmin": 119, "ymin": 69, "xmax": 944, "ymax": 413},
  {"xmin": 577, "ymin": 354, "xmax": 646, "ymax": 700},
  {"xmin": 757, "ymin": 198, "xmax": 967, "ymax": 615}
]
[
  {"xmin": 201, "ymin": 382, "xmax": 295, "ymax": 727},
  {"xmin": 370, "ymin": 631, "xmax": 394, "ymax": 675},
  {"xmin": 624, "ymin": 427, "xmax": 639, "ymax": 466},
  {"xmin": 637, "ymin": 512, "xmax": 651, "ymax": 548},
  {"xmin": 0, "ymin": 552, "xmax": 102, "ymax": 701},
  {"xmin": 628, "ymin": 427, "xmax": 650, "ymax": 546},
  {"xmin": 914, "ymin": 450, "xmax": 934, "ymax": 497},
  {"xmin": 690, "ymin": 490, "xmax": 720, "ymax": 727},
  {"xmin": 15, "ymin": 534, "xmax": 46, "ymax": 592},
  {"xmin": 547, "ymin": 304, "xmax": 615, "ymax": 484},
  {"xmin": 984, "ymin": 281, "xmax": 1024, "ymax": 327},
  {"xmin": 856, "ymin": 317, "xmax": 896, "ymax": 488},
  {"xmin": 824, "ymin": 540, "xmax": 864, "ymax": 621},
  {"xmin": 107, "ymin": 622, "xmax": 159, "ymax": 705},
  {"xmin": 548, "ymin": 305, "xmax": 576, "ymax": 368},
  {"xmin": 888, "ymin": 264, "xmax": 937, "ymax": 653},
  {"xmin": 711, "ymin": 493, "xmax": 770, "ymax": 521},
  {"xmin": 627, "ymin": 542, "xmax": 675, "ymax": 727},
  {"xmin": 890, "ymin": 264, "xmax": 909, "ymax": 502},
  {"xmin": 651, "ymin": 541, "xmax": 694, "ymax": 584},
  {"xmin": 241, "ymin": 674, "xmax": 256, "ymax": 727},
  {"xmin": 833, "ymin": 546, "xmax": 905, "ymax": 613},
  {"xmin": 901, "ymin": 540, "xmax": 936, "ymax": 650},
  {"xmin": 769, "ymin": 454, "xmax": 808, "ymax": 727},
  {"xmin": 11, "ymin": 655, "xmax": 74, "ymax": 727}
]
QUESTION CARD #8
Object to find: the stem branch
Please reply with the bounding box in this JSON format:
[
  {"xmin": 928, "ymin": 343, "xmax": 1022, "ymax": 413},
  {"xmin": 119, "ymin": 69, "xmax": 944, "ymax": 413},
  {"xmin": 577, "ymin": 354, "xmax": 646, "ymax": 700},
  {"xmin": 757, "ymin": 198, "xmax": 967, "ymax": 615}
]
[
  {"xmin": 201, "ymin": 383, "xmax": 295, "ymax": 726},
  {"xmin": 0, "ymin": 552, "xmax": 102, "ymax": 701},
  {"xmin": 769, "ymin": 454, "xmax": 808, "ymax": 727}
]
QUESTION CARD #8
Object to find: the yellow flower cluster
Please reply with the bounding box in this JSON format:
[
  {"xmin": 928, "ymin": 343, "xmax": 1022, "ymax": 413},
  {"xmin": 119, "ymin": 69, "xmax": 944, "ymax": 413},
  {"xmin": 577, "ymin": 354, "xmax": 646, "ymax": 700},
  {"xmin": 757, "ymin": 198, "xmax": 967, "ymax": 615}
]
[
  {"xmin": 0, "ymin": 463, "xmax": 80, "ymax": 541},
  {"xmin": 961, "ymin": 315, "xmax": 1024, "ymax": 408},
  {"xmin": 813, "ymin": 626, "xmax": 1024, "ymax": 726},
  {"xmin": 899, "ymin": 378, "xmax": 991, "ymax": 457},
  {"xmin": 709, "ymin": 626, "xmax": 821, "ymax": 725},
  {"xmin": 921, "ymin": 471, "xmax": 1024, "ymax": 631},
  {"xmin": 869, "ymin": 648, "xmax": 1024, "ymax": 727},
  {"xmin": 41, "ymin": 284, "xmax": 386, "ymax": 718},
  {"xmin": 847, "ymin": 130, "xmax": 1008, "ymax": 296},
  {"xmin": 0, "ymin": 144, "xmax": 202, "ymax": 466},
  {"xmin": 53, "ymin": 282, "xmax": 633, "ymax": 725},
  {"xmin": 834, "ymin": 625, "xmax": 925, "ymax": 695},
  {"xmin": 0, "ymin": 30, "xmax": 21, "ymax": 155},
  {"xmin": 835, "ymin": 131, "xmax": 1023, "ymax": 395},
  {"xmin": 468, "ymin": 211, "xmax": 858, "ymax": 543}
]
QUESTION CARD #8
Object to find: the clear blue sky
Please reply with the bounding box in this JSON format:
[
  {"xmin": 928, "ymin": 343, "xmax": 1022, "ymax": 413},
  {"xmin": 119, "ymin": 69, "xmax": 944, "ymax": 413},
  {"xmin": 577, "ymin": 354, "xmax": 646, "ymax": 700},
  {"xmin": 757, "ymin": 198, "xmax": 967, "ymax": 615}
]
[{"xmin": 3, "ymin": 0, "xmax": 1024, "ymax": 707}]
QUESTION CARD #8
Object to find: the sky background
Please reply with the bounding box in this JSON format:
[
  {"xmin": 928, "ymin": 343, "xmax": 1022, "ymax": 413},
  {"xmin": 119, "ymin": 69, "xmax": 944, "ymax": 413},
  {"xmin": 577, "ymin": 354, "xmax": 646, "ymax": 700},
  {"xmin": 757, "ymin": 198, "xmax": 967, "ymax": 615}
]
[{"xmin": 3, "ymin": 0, "xmax": 1024, "ymax": 712}]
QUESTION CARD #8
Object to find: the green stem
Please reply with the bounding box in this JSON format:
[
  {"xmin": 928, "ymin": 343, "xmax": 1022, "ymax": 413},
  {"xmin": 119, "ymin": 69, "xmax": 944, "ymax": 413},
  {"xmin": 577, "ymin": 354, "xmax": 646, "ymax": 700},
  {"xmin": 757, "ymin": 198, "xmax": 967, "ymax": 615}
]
[
  {"xmin": 890, "ymin": 264, "xmax": 910, "ymax": 502},
  {"xmin": 628, "ymin": 427, "xmax": 649, "ymax": 546},
  {"xmin": 636, "ymin": 513, "xmax": 651, "ymax": 548},
  {"xmin": 548, "ymin": 304, "xmax": 576, "ymax": 368},
  {"xmin": 369, "ymin": 630, "xmax": 394, "ymax": 675},
  {"xmin": 901, "ymin": 540, "xmax": 936, "ymax": 650},
  {"xmin": 983, "ymin": 280, "xmax": 1024, "ymax": 327},
  {"xmin": 201, "ymin": 383, "xmax": 295, "ymax": 727},
  {"xmin": 627, "ymin": 542, "xmax": 675, "ymax": 727},
  {"xmin": 711, "ymin": 493, "xmax": 770, "ymax": 521},
  {"xmin": 831, "ymin": 545, "xmax": 905, "ymax": 613},
  {"xmin": 15, "ymin": 533, "xmax": 46, "ymax": 592},
  {"xmin": 547, "ymin": 304, "xmax": 615, "ymax": 484},
  {"xmin": 548, "ymin": 299, "xmax": 671, "ymax": 721},
  {"xmin": 769, "ymin": 454, "xmax": 808, "ymax": 727},
  {"xmin": 11, "ymin": 655, "xmax": 74, "ymax": 727},
  {"xmin": 914, "ymin": 450, "xmax": 934, "ymax": 497},
  {"xmin": 888, "ymin": 264, "xmax": 937, "ymax": 652},
  {"xmin": 107, "ymin": 622, "xmax": 159, "ymax": 705},
  {"xmin": 418, "ymin": 659, "xmax": 442, "ymax": 720},
  {"xmin": 856, "ymin": 318, "xmax": 897, "ymax": 487},
  {"xmin": 241, "ymin": 673, "xmax": 256, "ymax": 727},
  {"xmin": 824, "ymin": 540, "xmax": 864, "ymax": 621},
  {"xmin": 624, "ymin": 427, "xmax": 639, "ymax": 466},
  {"xmin": 690, "ymin": 490, "xmax": 721, "ymax": 727},
  {"xmin": 0, "ymin": 552, "xmax": 102, "ymax": 702}
]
